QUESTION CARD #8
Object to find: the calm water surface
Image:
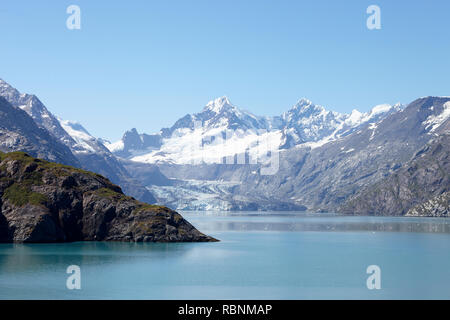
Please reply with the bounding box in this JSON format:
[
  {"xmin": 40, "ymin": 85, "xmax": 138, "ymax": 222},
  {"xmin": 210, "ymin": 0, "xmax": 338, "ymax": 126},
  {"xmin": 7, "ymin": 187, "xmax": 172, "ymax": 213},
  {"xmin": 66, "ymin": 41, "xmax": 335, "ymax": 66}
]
[{"xmin": 1, "ymin": 212, "xmax": 450, "ymax": 299}]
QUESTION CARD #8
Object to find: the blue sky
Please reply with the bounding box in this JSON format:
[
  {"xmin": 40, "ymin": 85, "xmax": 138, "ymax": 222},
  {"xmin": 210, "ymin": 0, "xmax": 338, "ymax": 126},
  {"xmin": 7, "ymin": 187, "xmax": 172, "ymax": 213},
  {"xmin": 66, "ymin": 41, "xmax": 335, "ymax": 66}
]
[{"xmin": 0, "ymin": 0, "xmax": 449, "ymax": 141}]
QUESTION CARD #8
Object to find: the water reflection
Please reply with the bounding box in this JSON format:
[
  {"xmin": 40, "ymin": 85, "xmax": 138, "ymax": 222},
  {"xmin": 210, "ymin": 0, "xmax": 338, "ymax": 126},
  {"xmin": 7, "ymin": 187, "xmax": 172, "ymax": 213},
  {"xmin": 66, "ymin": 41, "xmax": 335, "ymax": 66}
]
[
  {"xmin": 0, "ymin": 241, "xmax": 199, "ymax": 274},
  {"xmin": 183, "ymin": 212, "xmax": 450, "ymax": 234}
]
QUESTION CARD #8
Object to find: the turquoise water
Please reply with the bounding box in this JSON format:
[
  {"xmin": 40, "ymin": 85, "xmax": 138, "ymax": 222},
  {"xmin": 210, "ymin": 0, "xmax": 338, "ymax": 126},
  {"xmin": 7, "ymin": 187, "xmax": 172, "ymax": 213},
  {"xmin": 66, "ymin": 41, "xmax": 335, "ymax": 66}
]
[{"xmin": 1, "ymin": 212, "xmax": 450, "ymax": 299}]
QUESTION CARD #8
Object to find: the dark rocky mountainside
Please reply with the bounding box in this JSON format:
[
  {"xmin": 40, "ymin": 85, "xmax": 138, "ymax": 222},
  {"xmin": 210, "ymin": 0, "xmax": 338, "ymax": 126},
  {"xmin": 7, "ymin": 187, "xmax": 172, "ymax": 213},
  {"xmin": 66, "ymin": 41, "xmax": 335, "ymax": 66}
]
[
  {"xmin": 406, "ymin": 191, "xmax": 449, "ymax": 217},
  {"xmin": 121, "ymin": 159, "xmax": 173, "ymax": 186},
  {"xmin": 0, "ymin": 151, "xmax": 216, "ymax": 243},
  {"xmin": 339, "ymin": 134, "xmax": 449, "ymax": 216}
]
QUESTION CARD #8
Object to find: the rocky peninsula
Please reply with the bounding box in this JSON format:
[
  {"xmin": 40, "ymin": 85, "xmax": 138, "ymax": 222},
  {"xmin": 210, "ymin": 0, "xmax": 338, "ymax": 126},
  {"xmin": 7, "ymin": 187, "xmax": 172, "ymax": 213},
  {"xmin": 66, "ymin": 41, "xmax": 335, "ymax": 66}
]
[{"xmin": 0, "ymin": 152, "xmax": 217, "ymax": 243}]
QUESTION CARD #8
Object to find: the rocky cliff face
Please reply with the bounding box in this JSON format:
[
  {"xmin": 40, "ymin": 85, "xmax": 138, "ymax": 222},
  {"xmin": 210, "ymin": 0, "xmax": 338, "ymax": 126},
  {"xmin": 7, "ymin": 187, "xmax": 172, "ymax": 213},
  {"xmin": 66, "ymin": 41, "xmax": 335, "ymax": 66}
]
[
  {"xmin": 339, "ymin": 134, "xmax": 449, "ymax": 216},
  {"xmin": 0, "ymin": 151, "xmax": 216, "ymax": 243},
  {"xmin": 406, "ymin": 192, "xmax": 449, "ymax": 217}
]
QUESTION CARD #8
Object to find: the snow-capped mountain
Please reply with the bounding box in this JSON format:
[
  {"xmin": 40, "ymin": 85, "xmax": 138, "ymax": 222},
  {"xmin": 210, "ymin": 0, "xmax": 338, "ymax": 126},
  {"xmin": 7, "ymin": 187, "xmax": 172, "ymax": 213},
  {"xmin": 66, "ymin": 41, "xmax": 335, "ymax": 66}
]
[
  {"xmin": 0, "ymin": 79, "xmax": 116, "ymax": 157},
  {"xmin": 0, "ymin": 96, "xmax": 80, "ymax": 166},
  {"xmin": 0, "ymin": 79, "xmax": 75, "ymax": 146},
  {"xmin": 193, "ymin": 96, "xmax": 273, "ymax": 131},
  {"xmin": 58, "ymin": 118, "xmax": 117, "ymax": 155},
  {"xmin": 106, "ymin": 96, "xmax": 281, "ymax": 164},
  {"xmin": 107, "ymin": 96, "xmax": 403, "ymax": 165},
  {"xmin": 279, "ymin": 99, "xmax": 403, "ymax": 148}
]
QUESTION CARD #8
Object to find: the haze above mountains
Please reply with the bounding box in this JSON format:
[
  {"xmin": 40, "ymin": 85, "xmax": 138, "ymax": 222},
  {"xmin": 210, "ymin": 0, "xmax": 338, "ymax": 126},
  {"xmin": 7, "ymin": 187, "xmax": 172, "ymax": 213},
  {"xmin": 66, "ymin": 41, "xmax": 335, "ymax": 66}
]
[{"xmin": 0, "ymin": 78, "xmax": 448, "ymax": 215}]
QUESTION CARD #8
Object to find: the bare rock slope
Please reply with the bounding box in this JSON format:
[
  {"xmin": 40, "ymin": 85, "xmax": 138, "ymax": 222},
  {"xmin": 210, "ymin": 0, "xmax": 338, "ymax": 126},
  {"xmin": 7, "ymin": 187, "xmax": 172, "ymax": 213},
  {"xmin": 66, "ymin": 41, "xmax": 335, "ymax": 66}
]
[
  {"xmin": 339, "ymin": 134, "xmax": 449, "ymax": 216},
  {"xmin": 406, "ymin": 191, "xmax": 449, "ymax": 217}
]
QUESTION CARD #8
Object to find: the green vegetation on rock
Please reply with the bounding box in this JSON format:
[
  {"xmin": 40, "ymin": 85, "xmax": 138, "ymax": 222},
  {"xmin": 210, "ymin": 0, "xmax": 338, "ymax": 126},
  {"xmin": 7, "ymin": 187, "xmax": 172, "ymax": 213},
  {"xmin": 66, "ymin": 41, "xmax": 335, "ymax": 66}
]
[
  {"xmin": 3, "ymin": 183, "xmax": 48, "ymax": 207},
  {"xmin": 91, "ymin": 188, "xmax": 133, "ymax": 202}
]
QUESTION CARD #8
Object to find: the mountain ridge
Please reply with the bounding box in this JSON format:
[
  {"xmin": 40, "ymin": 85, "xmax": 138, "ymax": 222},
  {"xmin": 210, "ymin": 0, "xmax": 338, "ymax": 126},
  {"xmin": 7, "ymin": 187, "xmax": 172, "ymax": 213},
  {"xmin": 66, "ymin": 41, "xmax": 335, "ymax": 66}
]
[
  {"xmin": 0, "ymin": 96, "xmax": 80, "ymax": 167},
  {"xmin": 107, "ymin": 96, "xmax": 402, "ymax": 165}
]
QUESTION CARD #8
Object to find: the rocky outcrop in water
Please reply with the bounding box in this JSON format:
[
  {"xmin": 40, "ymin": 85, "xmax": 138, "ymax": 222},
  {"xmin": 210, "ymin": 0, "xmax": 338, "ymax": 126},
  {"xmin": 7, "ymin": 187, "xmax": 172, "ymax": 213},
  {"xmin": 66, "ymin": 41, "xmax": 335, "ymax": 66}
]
[{"xmin": 0, "ymin": 152, "xmax": 216, "ymax": 243}]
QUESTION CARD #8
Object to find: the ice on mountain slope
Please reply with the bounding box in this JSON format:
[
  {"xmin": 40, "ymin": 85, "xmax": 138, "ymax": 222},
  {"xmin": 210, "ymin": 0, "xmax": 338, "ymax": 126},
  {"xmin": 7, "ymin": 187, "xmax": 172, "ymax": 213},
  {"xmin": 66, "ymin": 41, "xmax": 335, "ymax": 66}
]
[
  {"xmin": 109, "ymin": 96, "xmax": 282, "ymax": 164},
  {"xmin": 107, "ymin": 139, "xmax": 125, "ymax": 153},
  {"xmin": 132, "ymin": 126, "xmax": 282, "ymax": 165},
  {"xmin": 345, "ymin": 104, "xmax": 399, "ymax": 126},
  {"xmin": 281, "ymin": 98, "xmax": 348, "ymax": 144},
  {"xmin": 109, "ymin": 96, "xmax": 404, "ymax": 164},
  {"xmin": 147, "ymin": 180, "xmax": 242, "ymax": 211},
  {"xmin": 130, "ymin": 96, "xmax": 281, "ymax": 164},
  {"xmin": 147, "ymin": 178, "xmax": 307, "ymax": 211},
  {"xmin": 424, "ymin": 101, "xmax": 450, "ymax": 132},
  {"xmin": 281, "ymin": 100, "xmax": 403, "ymax": 149},
  {"xmin": 58, "ymin": 119, "xmax": 99, "ymax": 154}
]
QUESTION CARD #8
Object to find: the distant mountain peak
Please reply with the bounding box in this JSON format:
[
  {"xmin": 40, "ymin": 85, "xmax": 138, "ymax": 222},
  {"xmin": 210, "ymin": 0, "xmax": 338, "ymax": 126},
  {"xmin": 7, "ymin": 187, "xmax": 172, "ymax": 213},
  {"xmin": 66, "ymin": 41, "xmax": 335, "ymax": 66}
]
[
  {"xmin": 0, "ymin": 79, "xmax": 24, "ymax": 105},
  {"xmin": 122, "ymin": 128, "xmax": 142, "ymax": 145},
  {"xmin": 0, "ymin": 78, "xmax": 13, "ymax": 88},
  {"xmin": 288, "ymin": 98, "xmax": 329, "ymax": 116},
  {"xmin": 203, "ymin": 96, "xmax": 235, "ymax": 114},
  {"xmin": 295, "ymin": 98, "xmax": 314, "ymax": 107},
  {"xmin": 283, "ymin": 99, "xmax": 332, "ymax": 124},
  {"xmin": 125, "ymin": 128, "xmax": 140, "ymax": 136}
]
